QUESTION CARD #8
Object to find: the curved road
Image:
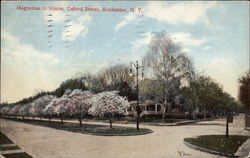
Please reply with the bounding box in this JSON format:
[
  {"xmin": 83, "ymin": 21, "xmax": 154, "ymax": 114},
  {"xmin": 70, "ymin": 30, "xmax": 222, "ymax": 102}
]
[{"xmin": 0, "ymin": 114, "xmax": 249, "ymax": 158}]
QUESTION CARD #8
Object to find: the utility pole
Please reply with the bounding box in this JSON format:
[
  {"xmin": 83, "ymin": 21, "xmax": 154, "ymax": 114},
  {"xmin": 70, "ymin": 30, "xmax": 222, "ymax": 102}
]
[{"xmin": 130, "ymin": 60, "xmax": 144, "ymax": 130}]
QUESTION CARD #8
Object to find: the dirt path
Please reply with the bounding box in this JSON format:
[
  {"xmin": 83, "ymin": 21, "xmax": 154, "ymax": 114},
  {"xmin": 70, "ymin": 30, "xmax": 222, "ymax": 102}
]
[{"xmin": 0, "ymin": 115, "xmax": 249, "ymax": 158}]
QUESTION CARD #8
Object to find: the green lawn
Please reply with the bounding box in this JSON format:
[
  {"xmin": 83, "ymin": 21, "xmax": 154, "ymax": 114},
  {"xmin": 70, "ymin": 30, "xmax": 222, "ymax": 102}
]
[
  {"xmin": 7, "ymin": 118, "xmax": 153, "ymax": 136},
  {"xmin": 83, "ymin": 125, "xmax": 152, "ymax": 136},
  {"xmin": 0, "ymin": 145, "xmax": 20, "ymax": 151},
  {"xmin": 3, "ymin": 152, "xmax": 33, "ymax": 158},
  {"xmin": 184, "ymin": 135, "xmax": 249, "ymax": 155},
  {"xmin": 0, "ymin": 131, "xmax": 13, "ymax": 144}
]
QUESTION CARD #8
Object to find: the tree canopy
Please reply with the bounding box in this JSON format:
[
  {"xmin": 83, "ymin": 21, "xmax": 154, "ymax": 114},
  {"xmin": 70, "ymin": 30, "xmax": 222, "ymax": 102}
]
[{"xmin": 239, "ymin": 72, "xmax": 250, "ymax": 114}]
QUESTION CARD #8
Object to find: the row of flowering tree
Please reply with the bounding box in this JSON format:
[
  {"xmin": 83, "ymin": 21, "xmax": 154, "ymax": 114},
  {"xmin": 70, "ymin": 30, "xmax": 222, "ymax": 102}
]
[{"xmin": 0, "ymin": 90, "xmax": 130, "ymax": 128}]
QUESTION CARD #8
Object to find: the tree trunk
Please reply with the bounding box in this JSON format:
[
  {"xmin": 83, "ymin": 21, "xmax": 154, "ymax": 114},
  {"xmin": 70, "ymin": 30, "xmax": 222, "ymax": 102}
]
[
  {"xmin": 203, "ymin": 108, "xmax": 206, "ymax": 119},
  {"xmin": 162, "ymin": 105, "xmax": 167, "ymax": 120},
  {"xmin": 33, "ymin": 116, "xmax": 34, "ymax": 120},
  {"xmin": 162, "ymin": 98, "xmax": 168, "ymax": 120},
  {"xmin": 79, "ymin": 113, "xmax": 83, "ymax": 127},
  {"xmin": 49, "ymin": 116, "xmax": 51, "ymax": 122},
  {"xmin": 61, "ymin": 114, "xmax": 64, "ymax": 123},
  {"xmin": 109, "ymin": 119, "xmax": 112, "ymax": 129}
]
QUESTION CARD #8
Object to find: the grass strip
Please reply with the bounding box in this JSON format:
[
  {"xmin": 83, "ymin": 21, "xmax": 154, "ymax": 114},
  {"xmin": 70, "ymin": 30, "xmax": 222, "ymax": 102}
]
[
  {"xmin": 5, "ymin": 118, "xmax": 153, "ymax": 136},
  {"xmin": 0, "ymin": 131, "xmax": 13, "ymax": 144},
  {"xmin": 3, "ymin": 152, "xmax": 32, "ymax": 158},
  {"xmin": 0, "ymin": 145, "xmax": 20, "ymax": 151},
  {"xmin": 184, "ymin": 135, "xmax": 249, "ymax": 155}
]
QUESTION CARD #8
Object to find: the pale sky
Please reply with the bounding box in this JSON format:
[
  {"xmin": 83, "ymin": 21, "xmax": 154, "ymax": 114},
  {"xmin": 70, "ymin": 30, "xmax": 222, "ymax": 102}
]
[{"xmin": 1, "ymin": 1, "xmax": 249, "ymax": 103}]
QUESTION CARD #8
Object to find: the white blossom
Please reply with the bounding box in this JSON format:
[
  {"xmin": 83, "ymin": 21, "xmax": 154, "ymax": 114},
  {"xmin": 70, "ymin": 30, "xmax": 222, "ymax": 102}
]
[
  {"xmin": 89, "ymin": 91, "xmax": 130, "ymax": 118},
  {"xmin": 66, "ymin": 89, "xmax": 93, "ymax": 116},
  {"xmin": 0, "ymin": 105, "xmax": 11, "ymax": 115},
  {"xmin": 19, "ymin": 103, "xmax": 32, "ymax": 117},
  {"xmin": 30, "ymin": 95, "xmax": 56, "ymax": 116},
  {"xmin": 9, "ymin": 104, "xmax": 22, "ymax": 116}
]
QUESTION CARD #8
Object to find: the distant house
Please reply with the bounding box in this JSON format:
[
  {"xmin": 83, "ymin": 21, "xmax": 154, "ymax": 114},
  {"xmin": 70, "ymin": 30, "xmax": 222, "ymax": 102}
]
[
  {"xmin": 127, "ymin": 100, "xmax": 164, "ymax": 117},
  {"xmin": 126, "ymin": 96, "xmax": 190, "ymax": 118}
]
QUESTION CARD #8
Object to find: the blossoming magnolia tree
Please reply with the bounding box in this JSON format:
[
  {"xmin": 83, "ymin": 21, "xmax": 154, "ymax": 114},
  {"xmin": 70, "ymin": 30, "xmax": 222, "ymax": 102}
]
[
  {"xmin": 43, "ymin": 89, "xmax": 93, "ymax": 124},
  {"xmin": 89, "ymin": 91, "xmax": 130, "ymax": 128},
  {"xmin": 19, "ymin": 104, "xmax": 31, "ymax": 119},
  {"xmin": 43, "ymin": 98, "xmax": 59, "ymax": 122},
  {"xmin": 56, "ymin": 94, "xmax": 72, "ymax": 123},
  {"xmin": 9, "ymin": 104, "xmax": 22, "ymax": 118},
  {"xmin": 30, "ymin": 95, "xmax": 56, "ymax": 120},
  {"xmin": 44, "ymin": 89, "xmax": 73, "ymax": 123},
  {"xmin": 66, "ymin": 89, "xmax": 93, "ymax": 126},
  {"xmin": 46, "ymin": 95, "xmax": 69, "ymax": 123},
  {"xmin": 0, "ymin": 105, "xmax": 11, "ymax": 117}
]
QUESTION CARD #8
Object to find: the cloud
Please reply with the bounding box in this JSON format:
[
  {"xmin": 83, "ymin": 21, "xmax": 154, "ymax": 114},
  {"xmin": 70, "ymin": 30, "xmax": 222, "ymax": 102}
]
[
  {"xmin": 131, "ymin": 32, "xmax": 152, "ymax": 49},
  {"xmin": 130, "ymin": 31, "xmax": 207, "ymax": 54},
  {"xmin": 171, "ymin": 32, "xmax": 207, "ymax": 47},
  {"xmin": 182, "ymin": 48, "xmax": 191, "ymax": 53},
  {"xmin": 115, "ymin": 1, "xmax": 217, "ymax": 30},
  {"xmin": 43, "ymin": 5, "xmax": 92, "ymax": 41},
  {"xmin": 43, "ymin": 1, "xmax": 70, "ymax": 23},
  {"xmin": 62, "ymin": 14, "xmax": 92, "ymax": 41},
  {"xmin": 114, "ymin": 13, "xmax": 137, "ymax": 31},
  {"xmin": 203, "ymin": 46, "xmax": 211, "ymax": 50},
  {"xmin": 1, "ymin": 30, "xmax": 59, "ymax": 64},
  {"xmin": 144, "ymin": 1, "xmax": 217, "ymax": 26},
  {"xmin": 1, "ymin": 30, "xmax": 59, "ymax": 103}
]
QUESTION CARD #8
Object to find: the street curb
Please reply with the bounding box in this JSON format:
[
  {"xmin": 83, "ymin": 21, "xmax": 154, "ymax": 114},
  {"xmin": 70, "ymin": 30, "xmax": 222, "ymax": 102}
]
[
  {"xmin": 2, "ymin": 117, "xmax": 215, "ymax": 127},
  {"xmin": 113, "ymin": 118, "xmax": 215, "ymax": 126},
  {"xmin": 1, "ymin": 118, "xmax": 153, "ymax": 137},
  {"xmin": 83, "ymin": 129, "xmax": 153, "ymax": 136},
  {"xmin": 0, "ymin": 149, "xmax": 23, "ymax": 155},
  {"xmin": 0, "ymin": 144, "xmax": 16, "ymax": 148},
  {"xmin": 183, "ymin": 139, "xmax": 237, "ymax": 158},
  {"xmin": 244, "ymin": 127, "xmax": 250, "ymax": 131}
]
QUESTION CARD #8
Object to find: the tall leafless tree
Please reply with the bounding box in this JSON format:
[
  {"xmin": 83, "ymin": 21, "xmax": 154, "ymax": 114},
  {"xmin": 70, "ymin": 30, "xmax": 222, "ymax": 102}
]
[{"xmin": 142, "ymin": 31, "xmax": 194, "ymax": 120}]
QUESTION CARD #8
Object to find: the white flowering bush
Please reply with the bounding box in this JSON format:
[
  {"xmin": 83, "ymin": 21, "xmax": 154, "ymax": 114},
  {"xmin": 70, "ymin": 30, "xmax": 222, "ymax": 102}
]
[
  {"xmin": 45, "ymin": 94, "xmax": 69, "ymax": 122},
  {"xmin": 30, "ymin": 95, "xmax": 56, "ymax": 120},
  {"xmin": 19, "ymin": 103, "xmax": 32, "ymax": 118},
  {"xmin": 89, "ymin": 91, "xmax": 130, "ymax": 128},
  {"xmin": 1, "ymin": 90, "xmax": 131, "ymax": 131},
  {"xmin": 66, "ymin": 89, "xmax": 93, "ymax": 126},
  {"xmin": 43, "ymin": 99, "xmax": 57, "ymax": 117},
  {"xmin": 9, "ymin": 104, "xmax": 22, "ymax": 117},
  {"xmin": 43, "ymin": 89, "xmax": 94, "ymax": 124},
  {"xmin": 0, "ymin": 105, "xmax": 11, "ymax": 116}
]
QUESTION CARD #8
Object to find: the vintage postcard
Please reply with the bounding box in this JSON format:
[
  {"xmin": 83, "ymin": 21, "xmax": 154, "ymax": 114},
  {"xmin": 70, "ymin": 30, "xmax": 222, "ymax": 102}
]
[{"xmin": 1, "ymin": 1, "xmax": 249, "ymax": 158}]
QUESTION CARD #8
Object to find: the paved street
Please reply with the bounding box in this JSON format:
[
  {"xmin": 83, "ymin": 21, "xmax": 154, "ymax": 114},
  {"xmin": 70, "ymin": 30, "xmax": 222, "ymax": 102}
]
[{"xmin": 0, "ymin": 115, "xmax": 249, "ymax": 158}]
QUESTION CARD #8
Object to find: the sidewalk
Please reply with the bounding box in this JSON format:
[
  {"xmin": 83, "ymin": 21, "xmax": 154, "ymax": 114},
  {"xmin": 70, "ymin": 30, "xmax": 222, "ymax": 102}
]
[
  {"xmin": 235, "ymin": 138, "xmax": 250, "ymax": 158},
  {"xmin": 113, "ymin": 118, "xmax": 215, "ymax": 126}
]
